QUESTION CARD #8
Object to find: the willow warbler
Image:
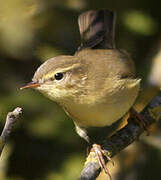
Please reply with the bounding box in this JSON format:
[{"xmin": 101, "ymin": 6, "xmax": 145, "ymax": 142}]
[{"xmin": 21, "ymin": 10, "xmax": 141, "ymax": 173}]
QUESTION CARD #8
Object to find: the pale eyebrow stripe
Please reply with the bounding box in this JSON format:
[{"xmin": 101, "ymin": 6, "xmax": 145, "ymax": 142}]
[{"xmin": 42, "ymin": 63, "xmax": 81, "ymax": 80}]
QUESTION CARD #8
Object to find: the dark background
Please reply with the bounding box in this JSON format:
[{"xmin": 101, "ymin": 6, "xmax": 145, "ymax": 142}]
[{"xmin": 0, "ymin": 0, "xmax": 161, "ymax": 179}]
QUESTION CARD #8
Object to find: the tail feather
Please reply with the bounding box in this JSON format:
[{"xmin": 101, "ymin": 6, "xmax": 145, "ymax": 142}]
[{"xmin": 78, "ymin": 10, "xmax": 116, "ymax": 50}]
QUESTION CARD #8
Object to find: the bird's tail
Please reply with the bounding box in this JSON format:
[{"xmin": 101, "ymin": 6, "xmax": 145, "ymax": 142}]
[{"xmin": 78, "ymin": 10, "xmax": 116, "ymax": 50}]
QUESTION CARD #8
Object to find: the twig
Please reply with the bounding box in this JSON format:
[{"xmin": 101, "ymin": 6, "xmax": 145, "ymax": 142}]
[
  {"xmin": 78, "ymin": 91, "xmax": 161, "ymax": 180},
  {"xmin": 0, "ymin": 107, "xmax": 22, "ymax": 156}
]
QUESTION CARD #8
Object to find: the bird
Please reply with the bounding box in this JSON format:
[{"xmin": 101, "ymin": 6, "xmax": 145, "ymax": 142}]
[{"xmin": 21, "ymin": 10, "xmax": 141, "ymax": 174}]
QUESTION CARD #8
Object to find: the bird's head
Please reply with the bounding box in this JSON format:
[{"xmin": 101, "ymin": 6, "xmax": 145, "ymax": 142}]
[{"xmin": 20, "ymin": 56, "xmax": 88, "ymax": 103}]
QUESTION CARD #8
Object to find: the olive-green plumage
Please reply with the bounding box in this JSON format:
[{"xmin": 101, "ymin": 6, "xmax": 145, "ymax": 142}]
[{"xmin": 21, "ymin": 10, "xmax": 140, "ymax": 143}]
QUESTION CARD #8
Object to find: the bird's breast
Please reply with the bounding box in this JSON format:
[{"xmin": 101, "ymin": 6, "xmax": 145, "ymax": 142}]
[{"xmin": 63, "ymin": 79, "xmax": 141, "ymax": 127}]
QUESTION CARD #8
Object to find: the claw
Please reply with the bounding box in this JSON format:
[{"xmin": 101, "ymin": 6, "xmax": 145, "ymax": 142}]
[
  {"xmin": 102, "ymin": 150, "xmax": 115, "ymax": 166},
  {"xmin": 92, "ymin": 144, "xmax": 113, "ymax": 180}
]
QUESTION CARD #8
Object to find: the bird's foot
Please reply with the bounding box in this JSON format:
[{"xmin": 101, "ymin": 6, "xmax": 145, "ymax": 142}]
[
  {"xmin": 129, "ymin": 108, "xmax": 149, "ymax": 135},
  {"xmin": 92, "ymin": 143, "xmax": 114, "ymax": 179}
]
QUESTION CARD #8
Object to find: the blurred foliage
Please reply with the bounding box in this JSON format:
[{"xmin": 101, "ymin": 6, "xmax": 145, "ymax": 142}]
[
  {"xmin": 0, "ymin": 0, "xmax": 160, "ymax": 180},
  {"xmin": 122, "ymin": 11, "xmax": 158, "ymax": 36}
]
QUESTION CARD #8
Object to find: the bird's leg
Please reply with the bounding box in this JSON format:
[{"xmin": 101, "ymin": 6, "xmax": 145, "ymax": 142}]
[
  {"xmin": 75, "ymin": 124, "xmax": 114, "ymax": 177},
  {"xmin": 75, "ymin": 124, "xmax": 90, "ymax": 143},
  {"xmin": 92, "ymin": 144, "xmax": 114, "ymax": 179},
  {"xmin": 129, "ymin": 108, "xmax": 149, "ymax": 135}
]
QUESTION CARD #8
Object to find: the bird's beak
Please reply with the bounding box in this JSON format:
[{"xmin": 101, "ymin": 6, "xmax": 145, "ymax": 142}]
[{"xmin": 20, "ymin": 81, "xmax": 41, "ymax": 90}]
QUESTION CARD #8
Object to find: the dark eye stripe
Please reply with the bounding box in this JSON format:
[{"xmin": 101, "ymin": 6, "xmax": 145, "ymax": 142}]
[{"xmin": 54, "ymin": 73, "xmax": 63, "ymax": 80}]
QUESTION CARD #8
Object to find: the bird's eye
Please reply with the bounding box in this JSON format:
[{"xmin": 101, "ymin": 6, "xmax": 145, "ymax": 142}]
[{"xmin": 54, "ymin": 72, "xmax": 64, "ymax": 80}]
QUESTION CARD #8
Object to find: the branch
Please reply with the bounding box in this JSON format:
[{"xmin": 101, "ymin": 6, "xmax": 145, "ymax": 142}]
[
  {"xmin": 78, "ymin": 91, "xmax": 161, "ymax": 180},
  {"xmin": 0, "ymin": 107, "xmax": 22, "ymax": 156}
]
